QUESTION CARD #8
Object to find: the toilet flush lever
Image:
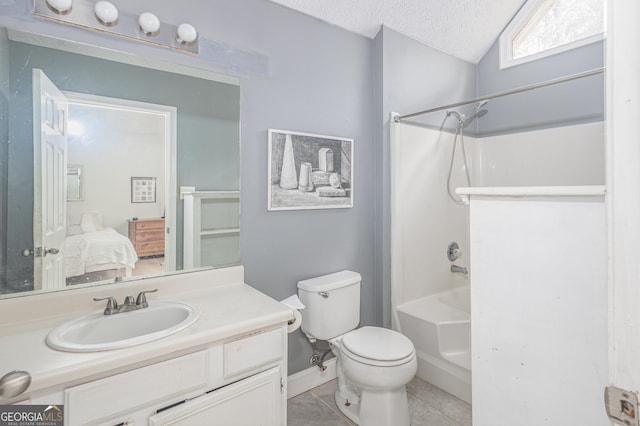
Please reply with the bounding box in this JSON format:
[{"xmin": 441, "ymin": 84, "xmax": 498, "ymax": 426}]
[{"xmin": 318, "ymin": 291, "xmax": 329, "ymax": 298}]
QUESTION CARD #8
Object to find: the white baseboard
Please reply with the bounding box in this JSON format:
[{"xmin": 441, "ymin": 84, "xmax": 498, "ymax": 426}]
[{"xmin": 287, "ymin": 358, "xmax": 337, "ymax": 399}]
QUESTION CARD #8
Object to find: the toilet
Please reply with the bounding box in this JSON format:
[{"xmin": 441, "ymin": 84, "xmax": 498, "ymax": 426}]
[{"xmin": 297, "ymin": 270, "xmax": 417, "ymax": 426}]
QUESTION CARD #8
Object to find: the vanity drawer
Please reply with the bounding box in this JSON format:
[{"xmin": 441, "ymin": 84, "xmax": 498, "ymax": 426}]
[
  {"xmin": 224, "ymin": 328, "xmax": 284, "ymax": 378},
  {"xmin": 65, "ymin": 351, "xmax": 208, "ymax": 425}
]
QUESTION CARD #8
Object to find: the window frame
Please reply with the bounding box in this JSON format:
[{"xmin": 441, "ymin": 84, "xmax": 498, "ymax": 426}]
[{"xmin": 499, "ymin": 0, "xmax": 605, "ymax": 69}]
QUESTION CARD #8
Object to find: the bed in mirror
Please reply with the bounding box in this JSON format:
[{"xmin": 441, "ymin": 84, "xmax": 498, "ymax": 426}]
[{"xmin": 0, "ymin": 26, "xmax": 241, "ymax": 298}]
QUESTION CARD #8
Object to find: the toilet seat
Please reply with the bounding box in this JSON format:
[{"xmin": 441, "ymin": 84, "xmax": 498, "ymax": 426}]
[{"xmin": 340, "ymin": 326, "xmax": 415, "ymax": 367}]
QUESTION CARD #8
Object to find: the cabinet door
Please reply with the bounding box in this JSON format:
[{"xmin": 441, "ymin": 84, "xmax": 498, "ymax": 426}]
[{"xmin": 149, "ymin": 367, "xmax": 282, "ymax": 426}]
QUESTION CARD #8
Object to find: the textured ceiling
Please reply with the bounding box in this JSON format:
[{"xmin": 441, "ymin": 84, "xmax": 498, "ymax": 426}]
[{"xmin": 267, "ymin": 0, "xmax": 527, "ymax": 63}]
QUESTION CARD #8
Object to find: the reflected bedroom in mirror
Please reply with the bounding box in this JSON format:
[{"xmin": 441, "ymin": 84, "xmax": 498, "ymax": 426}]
[{"xmin": 0, "ymin": 26, "xmax": 241, "ymax": 297}]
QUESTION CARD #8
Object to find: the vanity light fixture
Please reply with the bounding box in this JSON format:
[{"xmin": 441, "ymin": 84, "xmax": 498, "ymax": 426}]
[
  {"xmin": 94, "ymin": 1, "xmax": 118, "ymax": 26},
  {"xmin": 176, "ymin": 23, "xmax": 198, "ymax": 45},
  {"xmin": 33, "ymin": 0, "xmax": 199, "ymax": 55},
  {"xmin": 45, "ymin": 0, "xmax": 72, "ymax": 14},
  {"xmin": 138, "ymin": 12, "xmax": 161, "ymax": 36}
]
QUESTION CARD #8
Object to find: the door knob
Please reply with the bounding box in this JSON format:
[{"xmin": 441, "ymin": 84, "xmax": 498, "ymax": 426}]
[{"xmin": 21, "ymin": 247, "xmax": 59, "ymax": 257}]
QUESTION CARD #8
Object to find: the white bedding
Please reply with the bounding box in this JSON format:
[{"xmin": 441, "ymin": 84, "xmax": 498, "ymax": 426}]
[{"xmin": 65, "ymin": 227, "xmax": 138, "ymax": 278}]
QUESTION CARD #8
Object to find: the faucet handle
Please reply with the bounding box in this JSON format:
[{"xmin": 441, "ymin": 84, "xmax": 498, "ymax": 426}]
[
  {"xmin": 93, "ymin": 296, "xmax": 119, "ymax": 315},
  {"xmin": 135, "ymin": 289, "xmax": 158, "ymax": 308}
]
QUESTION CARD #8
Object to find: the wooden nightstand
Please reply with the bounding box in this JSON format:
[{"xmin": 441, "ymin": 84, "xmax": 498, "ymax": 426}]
[{"xmin": 128, "ymin": 218, "xmax": 165, "ymax": 257}]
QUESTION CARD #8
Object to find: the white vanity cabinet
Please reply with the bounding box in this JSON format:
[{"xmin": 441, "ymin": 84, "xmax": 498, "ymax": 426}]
[
  {"xmin": 59, "ymin": 327, "xmax": 286, "ymax": 426},
  {"xmin": 148, "ymin": 367, "xmax": 282, "ymax": 425},
  {"xmin": 0, "ymin": 268, "xmax": 293, "ymax": 426}
]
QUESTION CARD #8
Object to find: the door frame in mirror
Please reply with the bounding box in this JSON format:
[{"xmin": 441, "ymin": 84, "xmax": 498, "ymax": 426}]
[{"xmin": 63, "ymin": 91, "xmax": 178, "ymax": 273}]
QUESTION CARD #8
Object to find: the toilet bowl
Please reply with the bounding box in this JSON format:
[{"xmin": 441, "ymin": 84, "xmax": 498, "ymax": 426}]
[
  {"xmin": 330, "ymin": 327, "xmax": 417, "ymax": 426},
  {"xmin": 297, "ymin": 271, "xmax": 417, "ymax": 426}
]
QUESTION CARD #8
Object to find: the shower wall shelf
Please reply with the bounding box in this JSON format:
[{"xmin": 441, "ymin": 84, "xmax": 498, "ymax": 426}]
[
  {"xmin": 181, "ymin": 187, "xmax": 240, "ymax": 269},
  {"xmin": 455, "ymin": 186, "xmax": 606, "ymax": 205}
]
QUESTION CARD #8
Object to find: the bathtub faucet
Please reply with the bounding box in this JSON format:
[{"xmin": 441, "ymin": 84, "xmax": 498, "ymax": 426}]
[{"xmin": 450, "ymin": 264, "xmax": 468, "ymax": 275}]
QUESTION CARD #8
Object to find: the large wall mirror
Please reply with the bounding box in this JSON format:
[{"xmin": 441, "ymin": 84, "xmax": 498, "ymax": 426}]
[{"xmin": 0, "ymin": 27, "xmax": 241, "ymax": 298}]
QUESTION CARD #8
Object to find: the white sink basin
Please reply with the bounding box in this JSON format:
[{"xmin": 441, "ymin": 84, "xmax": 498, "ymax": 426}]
[{"xmin": 46, "ymin": 301, "xmax": 200, "ymax": 352}]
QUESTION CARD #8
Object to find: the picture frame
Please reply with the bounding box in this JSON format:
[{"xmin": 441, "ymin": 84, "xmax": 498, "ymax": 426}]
[
  {"xmin": 268, "ymin": 129, "xmax": 353, "ymax": 211},
  {"xmin": 131, "ymin": 177, "xmax": 156, "ymax": 203}
]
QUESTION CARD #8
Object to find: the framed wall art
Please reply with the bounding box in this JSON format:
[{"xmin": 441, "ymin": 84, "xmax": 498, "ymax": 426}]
[
  {"xmin": 131, "ymin": 177, "xmax": 156, "ymax": 203},
  {"xmin": 268, "ymin": 129, "xmax": 353, "ymax": 211}
]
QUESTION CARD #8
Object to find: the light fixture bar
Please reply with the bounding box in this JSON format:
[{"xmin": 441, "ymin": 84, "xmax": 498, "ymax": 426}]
[{"xmin": 33, "ymin": 0, "xmax": 199, "ymax": 55}]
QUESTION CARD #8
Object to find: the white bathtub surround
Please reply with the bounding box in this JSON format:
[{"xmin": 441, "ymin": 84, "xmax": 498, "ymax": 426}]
[
  {"xmin": 462, "ymin": 186, "xmax": 608, "ymax": 425},
  {"xmin": 390, "ymin": 119, "xmax": 605, "ymax": 409},
  {"xmin": 397, "ymin": 285, "xmax": 471, "ymax": 403},
  {"xmin": 390, "ymin": 122, "xmax": 470, "ymax": 309},
  {"xmin": 0, "ymin": 266, "xmax": 293, "ymax": 425},
  {"xmin": 471, "ymin": 121, "xmax": 605, "ymax": 187}
]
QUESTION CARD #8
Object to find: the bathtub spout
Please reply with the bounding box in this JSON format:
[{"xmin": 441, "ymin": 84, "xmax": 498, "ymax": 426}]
[{"xmin": 451, "ymin": 264, "xmax": 468, "ymax": 275}]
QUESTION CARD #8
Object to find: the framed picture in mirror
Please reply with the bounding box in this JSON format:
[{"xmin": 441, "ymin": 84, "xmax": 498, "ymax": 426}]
[{"xmin": 131, "ymin": 177, "xmax": 157, "ymax": 203}]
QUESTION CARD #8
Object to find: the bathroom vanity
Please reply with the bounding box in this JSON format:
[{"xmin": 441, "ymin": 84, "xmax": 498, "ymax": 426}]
[{"xmin": 0, "ymin": 266, "xmax": 292, "ymax": 425}]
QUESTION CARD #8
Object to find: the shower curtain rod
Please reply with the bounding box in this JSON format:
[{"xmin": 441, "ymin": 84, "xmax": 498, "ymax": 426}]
[{"xmin": 394, "ymin": 67, "xmax": 605, "ymax": 122}]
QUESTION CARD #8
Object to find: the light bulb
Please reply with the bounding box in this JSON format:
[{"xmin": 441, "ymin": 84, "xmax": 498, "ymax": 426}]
[
  {"xmin": 45, "ymin": 0, "xmax": 72, "ymax": 14},
  {"xmin": 94, "ymin": 1, "xmax": 119, "ymax": 26},
  {"xmin": 139, "ymin": 12, "xmax": 160, "ymax": 36},
  {"xmin": 176, "ymin": 23, "xmax": 198, "ymax": 45}
]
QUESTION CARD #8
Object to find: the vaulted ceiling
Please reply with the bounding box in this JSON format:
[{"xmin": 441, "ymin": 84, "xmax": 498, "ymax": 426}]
[{"xmin": 267, "ymin": 0, "xmax": 528, "ymax": 63}]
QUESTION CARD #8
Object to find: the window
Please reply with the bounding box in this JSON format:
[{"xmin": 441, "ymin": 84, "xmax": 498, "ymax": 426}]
[{"xmin": 499, "ymin": 0, "xmax": 605, "ymax": 69}]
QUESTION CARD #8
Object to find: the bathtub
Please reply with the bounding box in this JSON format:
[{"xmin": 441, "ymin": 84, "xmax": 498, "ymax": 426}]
[{"xmin": 396, "ymin": 284, "xmax": 471, "ymax": 403}]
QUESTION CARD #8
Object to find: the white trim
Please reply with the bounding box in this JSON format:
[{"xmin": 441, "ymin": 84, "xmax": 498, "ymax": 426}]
[
  {"xmin": 286, "ymin": 358, "xmax": 337, "ymax": 399},
  {"xmin": 607, "ymin": 0, "xmax": 640, "ymax": 395},
  {"xmin": 499, "ymin": 0, "xmax": 605, "ymax": 70},
  {"xmin": 389, "ymin": 114, "xmax": 404, "ymax": 330}
]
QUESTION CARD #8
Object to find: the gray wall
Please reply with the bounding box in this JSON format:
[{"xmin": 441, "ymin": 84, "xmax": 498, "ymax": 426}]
[
  {"xmin": 0, "ymin": 0, "xmax": 375, "ymax": 375},
  {"xmin": 230, "ymin": 2, "xmax": 375, "ymax": 375},
  {"xmin": 375, "ymin": 27, "xmax": 477, "ymax": 327},
  {"xmin": 476, "ymin": 38, "xmax": 605, "ymax": 136}
]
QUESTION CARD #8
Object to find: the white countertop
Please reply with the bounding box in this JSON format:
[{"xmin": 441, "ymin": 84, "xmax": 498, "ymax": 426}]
[{"xmin": 0, "ymin": 266, "xmax": 293, "ymax": 400}]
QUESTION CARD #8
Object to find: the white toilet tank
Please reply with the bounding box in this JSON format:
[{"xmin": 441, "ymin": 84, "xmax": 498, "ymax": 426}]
[{"xmin": 297, "ymin": 270, "xmax": 361, "ymax": 341}]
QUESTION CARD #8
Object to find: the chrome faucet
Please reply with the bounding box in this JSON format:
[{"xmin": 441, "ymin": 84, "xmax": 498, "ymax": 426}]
[
  {"xmin": 93, "ymin": 289, "xmax": 158, "ymax": 315},
  {"xmin": 450, "ymin": 264, "xmax": 468, "ymax": 275}
]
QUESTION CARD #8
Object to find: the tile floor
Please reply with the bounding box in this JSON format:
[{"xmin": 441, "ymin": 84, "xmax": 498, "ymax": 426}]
[{"xmin": 288, "ymin": 377, "xmax": 472, "ymax": 426}]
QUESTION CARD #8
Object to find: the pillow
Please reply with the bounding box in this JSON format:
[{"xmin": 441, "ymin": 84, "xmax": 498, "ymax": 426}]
[{"xmin": 80, "ymin": 211, "xmax": 103, "ymax": 233}]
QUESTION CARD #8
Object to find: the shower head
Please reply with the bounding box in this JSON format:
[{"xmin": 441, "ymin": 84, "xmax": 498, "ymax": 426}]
[
  {"xmin": 476, "ymin": 100, "xmax": 489, "ymax": 110},
  {"xmin": 447, "ymin": 100, "xmax": 488, "ymax": 126},
  {"xmin": 446, "ymin": 110, "xmax": 465, "ymax": 124}
]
